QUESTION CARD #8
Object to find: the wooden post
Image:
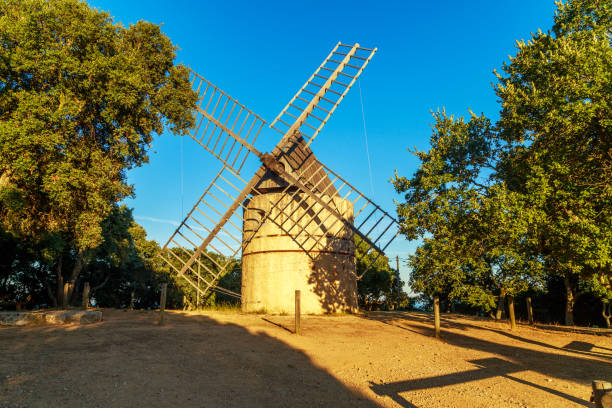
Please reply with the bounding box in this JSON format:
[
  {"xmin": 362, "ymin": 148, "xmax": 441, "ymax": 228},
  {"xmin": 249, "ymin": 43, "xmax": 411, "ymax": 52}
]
[
  {"xmin": 433, "ymin": 295, "xmax": 441, "ymax": 339},
  {"xmin": 82, "ymin": 282, "xmax": 90, "ymax": 309},
  {"xmin": 395, "ymin": 256, "xmax": 400, "ymax": 311},
  {"xmin": 508, "ymin": 295, "xmax": 517, "ymax": 330},
  {"xmin": 526, "ymin": 296, "xmax": 534, "ymax": 325},
  {"xmin": 591, "ymin": 380, "xmax": 612, "ymax": 408},
  {"xmin": 159, "ymin": 283, "xmax": 167, "ymax": 326},
  {"xmin": 62, "ymin": 283, "xmax": 70, "ymax": 309},
  {"xmin": 197, "ymin": 261, "xmax": 200, "ymax": 311},
  {"xmin": 295, "ymin": 290, "xmax": 301, "ymax": 335}
]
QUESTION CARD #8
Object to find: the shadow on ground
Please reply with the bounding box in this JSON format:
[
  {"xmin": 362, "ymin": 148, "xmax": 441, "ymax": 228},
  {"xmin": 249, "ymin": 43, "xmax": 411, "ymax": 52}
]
[
  {"xmin": 364, "ymin": 311, "xmax": 611, "ymax": 408},
  {"xmin": 0, "ymin": 310, "xmax": 377, "ymax": 408}
]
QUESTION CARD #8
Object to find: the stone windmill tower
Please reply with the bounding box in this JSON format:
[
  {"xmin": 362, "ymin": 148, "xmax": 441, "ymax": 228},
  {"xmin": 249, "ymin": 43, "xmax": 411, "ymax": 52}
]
[{"xmin": 160, "ymin": 43, "xmax": 399, "ymax": 314}]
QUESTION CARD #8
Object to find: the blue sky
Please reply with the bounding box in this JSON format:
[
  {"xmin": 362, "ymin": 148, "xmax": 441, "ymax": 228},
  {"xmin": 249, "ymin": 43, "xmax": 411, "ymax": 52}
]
[{"xmin": 89, "ymin": 0, "xmax": 557, "ymax": 283}]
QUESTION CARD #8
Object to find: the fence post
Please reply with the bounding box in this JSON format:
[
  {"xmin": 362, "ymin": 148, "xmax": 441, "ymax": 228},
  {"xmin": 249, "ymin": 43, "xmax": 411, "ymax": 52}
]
[
  {"xmin": 433, "ymin": 295, "xmax": 441, "ymax": 339},
  {"xmin": 197, "ymin": 262, "xmax": 201, "ymax": 311},
  {"xmin": 295, "ymin": 290, "xmax": 301, "ymax": 335},
  {"xmin": 159, "ymin": 283, "xmax": 168, "ymax": 326},
  {"xmin": 82, "ymin": 282, "xmax": 90, "ymax": 309}
]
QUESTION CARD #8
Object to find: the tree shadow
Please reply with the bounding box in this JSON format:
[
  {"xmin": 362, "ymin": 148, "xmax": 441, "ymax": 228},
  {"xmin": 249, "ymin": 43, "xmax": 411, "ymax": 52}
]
[
  {"xmin": 363, "ymin": 312, "xmax": 610, "ymax": 407},
  {"xmin": 373, "ymin": 311, "xmax": 612, "ymax": 361},
  {"xmin": 370, "ymin": 357, "xmax": 591, "ymax": 408},
  {"xmin": 0, "ymin": 310, "xmax": 377, "ymax": 408}
]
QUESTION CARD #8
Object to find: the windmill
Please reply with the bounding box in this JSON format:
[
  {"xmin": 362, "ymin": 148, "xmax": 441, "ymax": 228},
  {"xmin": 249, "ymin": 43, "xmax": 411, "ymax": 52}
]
[{"xmin": 159, "ymin": 42, "xmax": 400, "ymax": 314}]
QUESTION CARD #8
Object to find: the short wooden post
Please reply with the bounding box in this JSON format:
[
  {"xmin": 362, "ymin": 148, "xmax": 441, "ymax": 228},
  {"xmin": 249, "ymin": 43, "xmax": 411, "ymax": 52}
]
[
  {"xmin": 508, "ymin": 295, "xmax": 517, "ymax": 330},
  {"xmin": 82, "ymin": 282, "xmax": 90, "ymax": 309},
  {"xmin": 591, "ymin": 380, "xmax": 612, "ymax": 408},
  {"xmin": 197, "ymin": 262, "xmax": 201, "ymax": 310},
  {"xmin": 526, "ymin": 296, "xmax": 534, "ymax": 325},
  {"xmin": 159, "ymin": 283, "xmax": 167, "ymax": 326},
  {"xmin": 295, "ymin": 290, "xmax": 301, "ymax": 335},
  {"xmin": 62, "ymin": 283, "xmax": 70, "ymax": 308},
  {"xmin": 433, "ymin": 295, "xmax": 441, "ymax": 339}
]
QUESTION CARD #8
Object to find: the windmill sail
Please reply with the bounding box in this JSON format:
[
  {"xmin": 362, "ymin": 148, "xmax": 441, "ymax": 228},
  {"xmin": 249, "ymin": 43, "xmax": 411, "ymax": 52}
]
[
  {"xmin": 159, "ymin": 165, "xmax": 268, "ymax": 299},
  {"xmin": 270, "ymin": 43, "xmax": 377, "ymax": 149},
  {"xmin": 188, "ymin": 70, "xmax": 266, "ymax": 174}
]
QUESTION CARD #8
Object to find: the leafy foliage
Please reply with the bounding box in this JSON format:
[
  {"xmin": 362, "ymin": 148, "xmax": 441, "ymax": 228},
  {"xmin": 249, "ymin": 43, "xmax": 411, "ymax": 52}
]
[
  {"xmin": 356, "ymin": 237, "xmax": 408, "ymax": 310},
  {"xmin": 0, "ymin": 0, "xmax": 197, "ymax": 250}
]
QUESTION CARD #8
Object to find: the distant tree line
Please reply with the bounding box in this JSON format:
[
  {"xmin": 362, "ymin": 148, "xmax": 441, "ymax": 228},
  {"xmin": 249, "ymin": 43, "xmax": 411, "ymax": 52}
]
[{"xmin": 394, "ymin": 0, "xmax": 611, "ymax": 327}]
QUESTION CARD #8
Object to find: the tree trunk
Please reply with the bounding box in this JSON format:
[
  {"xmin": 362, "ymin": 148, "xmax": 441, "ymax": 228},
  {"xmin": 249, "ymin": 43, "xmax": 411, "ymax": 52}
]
[
  {"xmin": 62, "ymin": 282, "xmax": 71, "ymax": 308},
  {"xmin": 56, "ymin": 258, "xmax": 63, "ymax": 308},
  {"xmin": 564, "ymin": 275, "xmax": 575, "ymax": 326},
  {"xmin": 46, "ymin": 281, "xmax": 58, "ymax": 308},
  {"xmin": 69, "ymin": 277, "xmax": 81, "ymax": 305},
  {"xmin": 507, "ymin": 295, "xmax": 517, "ymax": 330},
  {"xmin": 82, "ymin": 282, "xmax": 90, "ymax": 309},
  {"xmin": 433, "ymin": 296, "xmax": 441, "ymax": 339},
  {"xmin": 526, "ymin": 296, "xmax": 534, "ymax": 325},
  {"xmin": 602, "ymin": 300, "xmax": 611, "ymax": 329},
  {"xmin": 66, "ymin": 250, "xmax": 85, "ymax": 302},
  {"xmin": 495, "ymin": 289, "xmax": 506, "ymax": 320}
]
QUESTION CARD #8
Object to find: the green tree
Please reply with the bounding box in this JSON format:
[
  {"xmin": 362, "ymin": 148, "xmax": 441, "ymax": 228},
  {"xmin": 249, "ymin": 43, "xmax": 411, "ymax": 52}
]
[
  {"xmin": 0, "ymin": 0, "xmax": 197, "ymax": 301},
  {"xmin": 356, "ymin": 237, "xmax": 407, "ymax": 310},
  {"xmin": 394, "ymin": 112, "xmax": 542, "ymax": 326},
  {"xmin": 395, "ymin": 0, "xmax": 610, "ymax": 327},
  {"xmin": 493, "ymin": 0, "xmax": 611, "ymax": 324}
]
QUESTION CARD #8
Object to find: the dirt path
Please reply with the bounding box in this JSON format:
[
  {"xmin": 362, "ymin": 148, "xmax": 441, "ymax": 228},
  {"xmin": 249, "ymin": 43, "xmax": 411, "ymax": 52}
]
[{"xmin": 1, "ymin": 310, "xmax": 610, "ymax": 407}]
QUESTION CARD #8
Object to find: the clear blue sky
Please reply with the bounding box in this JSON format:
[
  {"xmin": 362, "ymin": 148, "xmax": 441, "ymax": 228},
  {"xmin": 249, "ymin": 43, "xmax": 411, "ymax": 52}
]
[{"xmin": 89, "ymin": 0, "xmax": 557, "ymax": 283}]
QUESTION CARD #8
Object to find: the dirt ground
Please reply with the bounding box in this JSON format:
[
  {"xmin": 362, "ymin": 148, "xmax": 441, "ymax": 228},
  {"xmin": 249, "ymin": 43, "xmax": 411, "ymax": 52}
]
[{"xmin": 1, "ymin": 310, "xmax": 611, "ymax": 408}]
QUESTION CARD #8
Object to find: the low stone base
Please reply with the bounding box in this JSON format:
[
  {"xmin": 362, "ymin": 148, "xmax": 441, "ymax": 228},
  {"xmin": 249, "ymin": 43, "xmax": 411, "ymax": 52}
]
[{"xmin": 0, "ymin": 310, "xmax": 103, "ymax": 326}]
